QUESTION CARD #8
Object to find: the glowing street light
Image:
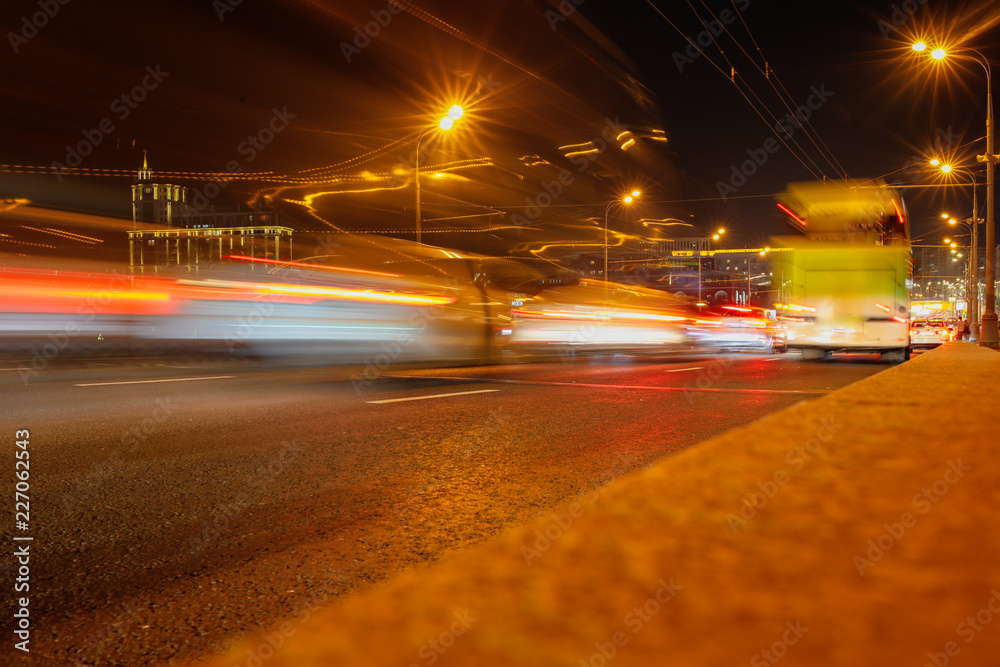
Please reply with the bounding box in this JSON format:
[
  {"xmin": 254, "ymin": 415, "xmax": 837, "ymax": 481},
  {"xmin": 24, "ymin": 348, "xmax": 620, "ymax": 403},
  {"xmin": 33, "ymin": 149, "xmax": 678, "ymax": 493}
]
[
  {"xmin": 415, "ymin": 105, "xmax": 464, "ymax": 244},
  {"xmin": 604, "ymin": 190, "xmax": 641, "ymax": 293},
  {"xmin": 912, "ymin": 42, "xmax": 998, "ymax": 347},
  {"xmin": 697, "ymin": 227, "xmax": 728, "ymax": 301},
  {"xmin": 437, "ymin": 105, "xmax": 464, "ymax": 130},
  {"xmin": 932, "ymin": 158, "xmax": 982, "ymax": 340}
]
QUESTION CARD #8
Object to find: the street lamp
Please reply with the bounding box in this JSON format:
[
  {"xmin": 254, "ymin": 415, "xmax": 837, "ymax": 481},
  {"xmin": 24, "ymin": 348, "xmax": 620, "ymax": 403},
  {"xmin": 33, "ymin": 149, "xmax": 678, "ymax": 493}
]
[
  {"xmin": 944, "ymin": 212, "xmax": 981, "ymax": 340},
  {"xmin": 933, "ymin": 159, "xmax": 983, "ymax": 339},
  {"xmin": 912, "ymin": 42, "xmax": 998, "ymax": 347},
  {"xmin": 415, "ymin": 105, "xmax": 464, "ymax": 244},
  {"xmin": 698, "ymin": 227, "xmax": 726, "ymax": 302},
  {"xmin": 604, "ymin": 190, "xmax": 641, "ymax": 295}
]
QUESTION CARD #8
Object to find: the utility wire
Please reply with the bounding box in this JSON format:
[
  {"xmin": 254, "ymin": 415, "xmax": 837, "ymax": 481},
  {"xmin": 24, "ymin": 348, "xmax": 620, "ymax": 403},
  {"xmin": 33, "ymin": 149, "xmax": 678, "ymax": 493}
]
[
  {"xmin": 682, "ymin": 0, "xmax": 827, "ymax": 180},
  {"xmin": 645, "ymin": 0, "xmax": 827, "ymax": 182},
  {"xmin": 721, "ymin": 0, "xmax": 850, "ymax": 178}
]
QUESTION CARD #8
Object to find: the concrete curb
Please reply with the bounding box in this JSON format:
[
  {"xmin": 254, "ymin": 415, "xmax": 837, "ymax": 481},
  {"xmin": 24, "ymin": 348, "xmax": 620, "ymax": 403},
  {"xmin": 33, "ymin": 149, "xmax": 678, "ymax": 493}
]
[{"xmin": 185, "ymin": 344, "xmax": 1000, "ymax": 666}]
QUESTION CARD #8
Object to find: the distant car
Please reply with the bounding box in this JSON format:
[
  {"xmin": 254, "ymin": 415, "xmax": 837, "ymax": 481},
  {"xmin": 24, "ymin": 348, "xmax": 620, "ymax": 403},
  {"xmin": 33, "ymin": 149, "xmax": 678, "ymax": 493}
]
[
  {"xmin": 944, "ymin": 319, "xmax": 960, "ymax": 341},
  {"xmin": 691, "ymin": 306, "xmax": 787, "ymax": 354},
  {"xmin": 909, "ymin": 319, "xmax": 950, "ymax": 348},
  {"xmin": 508, "ymin": 280, "xmax": 697, "ymax": 359}
]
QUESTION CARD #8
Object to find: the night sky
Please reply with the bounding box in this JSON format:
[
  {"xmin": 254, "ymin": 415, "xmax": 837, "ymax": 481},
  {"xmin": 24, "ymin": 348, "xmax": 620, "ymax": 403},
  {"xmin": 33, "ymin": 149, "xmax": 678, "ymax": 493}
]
[{"xmin": 2, "ymin": 0, "xmax": 999, "ymax": 260}]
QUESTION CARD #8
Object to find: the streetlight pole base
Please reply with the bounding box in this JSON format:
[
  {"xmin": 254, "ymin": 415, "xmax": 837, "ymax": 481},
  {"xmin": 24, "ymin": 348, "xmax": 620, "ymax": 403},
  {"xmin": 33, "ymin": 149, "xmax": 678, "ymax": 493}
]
[{"xmin": 979, "ymin": 312, "xmax": 999, "ymax": 348}]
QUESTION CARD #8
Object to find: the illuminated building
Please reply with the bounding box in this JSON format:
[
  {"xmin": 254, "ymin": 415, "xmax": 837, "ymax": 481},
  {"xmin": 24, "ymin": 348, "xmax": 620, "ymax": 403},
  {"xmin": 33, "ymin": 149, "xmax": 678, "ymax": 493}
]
[
  {"xmin": 131, "ymin": 151, "xmax": 187, "ymax": 227},
  {"xmin": 130, "ymin": 152, "xmax": 279, "ymax": 229}
]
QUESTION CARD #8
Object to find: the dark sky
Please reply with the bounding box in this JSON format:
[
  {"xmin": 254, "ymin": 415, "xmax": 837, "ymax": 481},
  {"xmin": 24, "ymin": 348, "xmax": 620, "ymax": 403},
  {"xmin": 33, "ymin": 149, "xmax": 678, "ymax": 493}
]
[
  {"xmin": 2, "ymin": 0, "xmax": 999, "ymax": 259},
  {"xmin": 581, "ymin": 0, "xmax": 1000, "ymax": 244}
]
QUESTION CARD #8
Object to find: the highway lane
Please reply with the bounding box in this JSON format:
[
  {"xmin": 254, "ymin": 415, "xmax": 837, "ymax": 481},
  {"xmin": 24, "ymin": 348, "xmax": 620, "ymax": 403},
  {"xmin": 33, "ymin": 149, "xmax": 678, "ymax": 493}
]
[{"xmin": 0, "ymin": 352, "xmax": 889, "ymax": 665}]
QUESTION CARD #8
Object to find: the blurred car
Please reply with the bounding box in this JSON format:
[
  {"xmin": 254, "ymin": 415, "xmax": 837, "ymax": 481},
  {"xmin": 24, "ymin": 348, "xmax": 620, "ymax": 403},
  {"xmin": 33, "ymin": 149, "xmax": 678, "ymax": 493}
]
[
  {"xmin": 508, "ymin": 280, "xmax": 698, "ymax": 359},
  {"xmin": 944, "ymin": 319, "xmax": 960, "ymax": 341},
  {"xmin": 690, "ymin": 305, "xmax": 787, "ymax": 354},
  {"xmin": 0, "ymin": 236, "xmax": 543, "ymax": 369},
  {"xmin": 909, "ymin": 319, "xmax": 950, "ymax": 349}
]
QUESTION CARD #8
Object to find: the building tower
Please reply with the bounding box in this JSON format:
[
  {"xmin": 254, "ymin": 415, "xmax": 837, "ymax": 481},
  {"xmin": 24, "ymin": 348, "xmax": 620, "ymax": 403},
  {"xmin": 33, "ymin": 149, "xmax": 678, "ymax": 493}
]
[{"xmin": 131, "ymin": 151, "xmax": 187, "ymax": 227}]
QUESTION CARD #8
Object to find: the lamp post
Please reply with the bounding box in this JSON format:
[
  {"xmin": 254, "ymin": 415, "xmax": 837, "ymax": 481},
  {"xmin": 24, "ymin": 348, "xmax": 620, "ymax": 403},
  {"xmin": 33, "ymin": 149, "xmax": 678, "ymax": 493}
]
[
  {"xmin": 604, "ymin": 190, "xmax": 640, "ymax": 296},
  {"xmin": 933, "ymin": 157, "xmax": 982, "ymax": 339},
  {"xmin": 697, "ymin": 228, "xmax": 726, "ymax": 303},
  {"xmin": 952, "ymin": 254, "xmax": 972, "ymax": 334},
  {"xmin": 757, "ymin": 247, "xmax": 771, "ymax": 306},
  {"xmin": 415, "ymin": 105, "xmax": 463, "ymax": 245},
  {"xmin": 913, "ymin": 43, "xmax": 997, "ymax": 347},
  {"xmin": 942, "ymin": 207, "xmax": 980, "ymax": 340}
]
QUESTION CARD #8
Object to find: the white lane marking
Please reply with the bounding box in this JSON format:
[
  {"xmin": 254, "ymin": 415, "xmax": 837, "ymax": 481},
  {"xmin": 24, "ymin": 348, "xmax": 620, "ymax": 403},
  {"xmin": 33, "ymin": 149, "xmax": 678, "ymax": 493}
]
[
  {"xmin": 663, "ymin": 367, "xmax": 704, "ymax": 373},
  {"xmin": 763, "ymin": 357, "xmax": 782, "ymax": 362},
  {"xmin": 75, "ymin": 375, "xmax": 234, "ymax": 387},
  {"xmin": 387, "ymin": 375, "xmax": 828, "ymax": 395},
  {"xmin": 367, "ymin": 389, "xmax": 500, "ymax": 404}
]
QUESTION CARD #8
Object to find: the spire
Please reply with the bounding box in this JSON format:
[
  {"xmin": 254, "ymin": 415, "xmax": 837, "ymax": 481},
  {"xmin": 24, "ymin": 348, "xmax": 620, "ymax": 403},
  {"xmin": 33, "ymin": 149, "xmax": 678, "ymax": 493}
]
[{"xmin": 138, "ymin": 150, "xmax": 152, "ymax": 180}]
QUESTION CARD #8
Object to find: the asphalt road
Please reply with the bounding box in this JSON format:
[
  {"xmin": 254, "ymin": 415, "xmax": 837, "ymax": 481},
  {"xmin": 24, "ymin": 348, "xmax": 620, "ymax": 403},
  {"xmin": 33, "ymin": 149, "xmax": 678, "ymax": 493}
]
[{"xmin": 0, "ymin": 351, "xmax": 892, "ymax": 665}]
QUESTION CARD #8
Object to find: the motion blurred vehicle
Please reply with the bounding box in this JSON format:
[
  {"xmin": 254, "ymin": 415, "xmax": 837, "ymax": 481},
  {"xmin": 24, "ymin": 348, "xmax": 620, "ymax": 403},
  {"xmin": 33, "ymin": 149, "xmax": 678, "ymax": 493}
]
[
  {"xmin": 909, "ymin": 320, "xmax": 950, "ymax": 349},
  {"xmin": 911, "ymin": 300, "xmax": 958, "ymax": 322},
  {"xmin": 691, "ymin": 305, "xmax": 787, "ymax": 353},
  {"xmin": 508, "ymin": 280, "xmax": 698, "ymax": 359},
  {"xmin": 772, "ymin": 179, "xmax": 912, "ymax": 363},
  {"xmin": 0, "ymin": 235, "xmax": 547, "ymax": 369}
]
